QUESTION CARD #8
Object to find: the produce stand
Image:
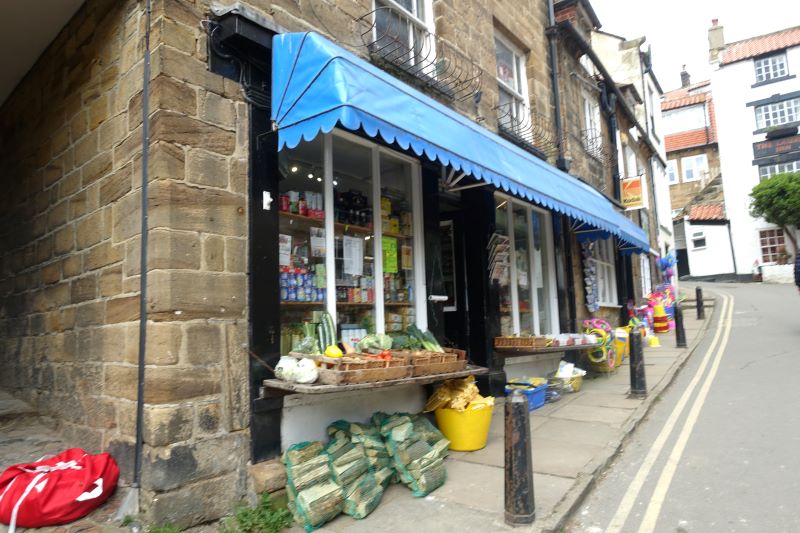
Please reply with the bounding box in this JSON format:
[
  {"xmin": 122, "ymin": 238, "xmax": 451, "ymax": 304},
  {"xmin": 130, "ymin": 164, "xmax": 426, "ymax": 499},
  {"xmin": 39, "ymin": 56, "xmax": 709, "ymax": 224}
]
[
  {"xmin": 494, "ymin": 343, "xmax": 602, "ymax": 357},
  {"xmin": 263, "ymin": 365, "xmax": 487, "ymax": 395}
]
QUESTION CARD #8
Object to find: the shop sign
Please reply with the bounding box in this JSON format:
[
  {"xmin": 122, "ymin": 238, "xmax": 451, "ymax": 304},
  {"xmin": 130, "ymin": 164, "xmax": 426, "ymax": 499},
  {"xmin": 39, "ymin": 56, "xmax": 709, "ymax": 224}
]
[
  {"xmin": 622, "ymin": 176, "xmax": 645, "ymax": 210},
  {"xmin": 753, "ymin": 135, "xmax": 800, "ymax": 159}
]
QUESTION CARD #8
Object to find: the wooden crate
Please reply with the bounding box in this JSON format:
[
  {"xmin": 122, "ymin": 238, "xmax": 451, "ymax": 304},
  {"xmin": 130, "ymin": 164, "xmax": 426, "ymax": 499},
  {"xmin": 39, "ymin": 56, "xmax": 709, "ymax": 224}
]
[
  {"xmin": 412, "ymin": 347, "xmax": 467, "ymax": 377},
  {"xmin": 317, "ymin": 364, "xmax": 413, "ymax": 385},
  {"xmin": 493, "ymin": 336, "xmax": 548, "ymax": 349}
]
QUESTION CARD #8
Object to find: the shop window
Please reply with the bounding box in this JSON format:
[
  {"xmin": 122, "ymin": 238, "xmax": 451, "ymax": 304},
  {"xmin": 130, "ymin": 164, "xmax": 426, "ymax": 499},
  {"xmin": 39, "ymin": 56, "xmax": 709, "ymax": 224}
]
[
  {"xmin": 666, "ymin": 159, "xmax": 678, "ymax": 185},
  {"xmin": 490, "ymin": 194, "xmax": 556, "ymax": 336},
  {"xmin": 495, "ymin": 34, "xmax": 529, "ymax": 132},
  {"xmin": 594, "ymin": 239, "xmax": 618, "ymax": 306},
  {"xmin": 681, "ymin": 154, "xmax": 708, "ymax": 182},
  {"xmin": 374, "ymin": 0, "xmax": 432, "ymax": 66},
  {"xmin": 759, "ymin": 228, "xmax": 785, "ymax": 263},
  {"xmin": 755, "ymin": 97, "xmax": 800, "ymax": 130},
  {"xmin": 755, "ymin": 53, "xmax": 788, "ymax": 83},
  {"xmin": 640, "ymin": 254, "xmax": 652, "ymax": 297},
  {"xmin": 759, "ymin": 160, "xmax": 800, "ymax": 181},
  {"xmin": 582, "ymin": 92, "xmax": 602, "ymax": 153},
  {"xmin": 278, "ymin": 131, "xmax": 425, "ymax": 353},
  {"xmin": 691, "ymin": 231, "xmax": 706, "ymax": 250}
]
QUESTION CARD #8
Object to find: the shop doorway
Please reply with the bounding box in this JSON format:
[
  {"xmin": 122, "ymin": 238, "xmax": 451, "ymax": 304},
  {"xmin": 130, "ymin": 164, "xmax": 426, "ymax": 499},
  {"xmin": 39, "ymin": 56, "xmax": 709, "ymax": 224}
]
[{"xmin": 439, "ymin": 214, "xmax": 469, "ymax": 350}]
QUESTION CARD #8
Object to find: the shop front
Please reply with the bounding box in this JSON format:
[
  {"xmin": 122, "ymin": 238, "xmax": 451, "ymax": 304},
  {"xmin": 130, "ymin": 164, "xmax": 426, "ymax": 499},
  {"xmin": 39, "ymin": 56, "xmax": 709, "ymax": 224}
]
[{"xmin": 259, "ymin": 31, "xmax": 649, "ymax": 454}]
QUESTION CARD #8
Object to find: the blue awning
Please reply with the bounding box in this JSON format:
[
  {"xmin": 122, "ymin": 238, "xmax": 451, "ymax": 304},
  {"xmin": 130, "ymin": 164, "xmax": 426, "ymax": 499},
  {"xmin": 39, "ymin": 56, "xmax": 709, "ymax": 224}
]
[{"xmin": 271, "ymin": 32, "xmax": 649, "ymax": 253}]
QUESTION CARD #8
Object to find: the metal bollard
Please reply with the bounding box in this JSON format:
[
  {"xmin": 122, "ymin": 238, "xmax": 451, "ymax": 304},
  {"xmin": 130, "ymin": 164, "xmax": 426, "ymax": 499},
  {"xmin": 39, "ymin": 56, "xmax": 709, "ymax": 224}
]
[
  {"xmin": 674, "ymin": 305, "xmax": 687, "ymax": 348},
  {"xmin": 696, "ymin": 286, "xmax": 705, "ymax": 320},
  {"xmin": 629, "ymin": 328, "xmax": 647, "ymax": 399},
  {"xmin": 505, "ymin": 390, "xmax": 535, "ymax": 525}
]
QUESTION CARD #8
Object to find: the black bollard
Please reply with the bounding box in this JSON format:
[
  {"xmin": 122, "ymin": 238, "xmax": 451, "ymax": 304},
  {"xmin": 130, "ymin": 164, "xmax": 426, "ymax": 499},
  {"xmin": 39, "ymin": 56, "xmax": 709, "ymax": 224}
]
[
  {"xmin": 696, "ymin": 286, "xmax": 705, "ymax": 320},
  {"xmin": 629, "ymin": 328, "xmax": 647, "ymax": 399},
  {"xmin": 505, "ymin": 390, "xmax": 535, "ymax": 525},
  {"xmin": 674, "ymin": 305, "xmax": 687, "ymax": 348}
]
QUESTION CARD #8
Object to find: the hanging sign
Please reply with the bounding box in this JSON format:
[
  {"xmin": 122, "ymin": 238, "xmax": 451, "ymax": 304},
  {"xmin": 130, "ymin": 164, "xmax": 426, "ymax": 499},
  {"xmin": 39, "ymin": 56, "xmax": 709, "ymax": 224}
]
[{"xmin": 622, "ymin": 176, "xmax": 645, "ymax": 210}]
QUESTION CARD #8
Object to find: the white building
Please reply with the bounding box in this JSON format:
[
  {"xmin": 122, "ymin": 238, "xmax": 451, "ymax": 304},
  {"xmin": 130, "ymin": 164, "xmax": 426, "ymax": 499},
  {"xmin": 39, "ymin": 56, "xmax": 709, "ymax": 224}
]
[{"xmin": 710, "ymin": 22, "xmax": 800, "ymax": 274}]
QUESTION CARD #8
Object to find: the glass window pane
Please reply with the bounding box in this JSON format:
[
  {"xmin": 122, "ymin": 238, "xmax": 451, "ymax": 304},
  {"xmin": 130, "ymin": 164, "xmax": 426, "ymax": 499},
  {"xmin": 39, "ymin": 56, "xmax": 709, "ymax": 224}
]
[
  {"xmin": 513, "ymin": 205, "xmax": 533, "ymax": 335},
  {"xmin": 532, "ymin": 211, "xmax": 552, "ymax": 334},
  {"xmin": 278, "ymin": 136, "xmax": 326, "ymax": 354},
  {"xmin": 332, "ymin": 136, "xmax": 376, "ymax": 344},
  {"xmin": 375, "ymin": 3, "xmax": 411, "ymax": 63},
  {"xmin": 380, "ymin": 152, "xmax": 417, "ymax": 333},
  {"xmin": 495, "ymin": 39, "xmax": 516, "ymax": 88},
  {"xmin": 491, "ymin": 196, "xmax": 513, "ymax": 336}
]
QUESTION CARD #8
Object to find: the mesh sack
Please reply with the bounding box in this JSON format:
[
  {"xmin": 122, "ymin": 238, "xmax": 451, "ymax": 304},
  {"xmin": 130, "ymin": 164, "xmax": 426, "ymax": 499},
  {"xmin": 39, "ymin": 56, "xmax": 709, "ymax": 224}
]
[
  {"xmin": 294, "ymin": 480, "xmax": 344, "ymax": 533},
  {"xmin": 342, "ymin": 472, "xmax": 384, "ymax": 519}
]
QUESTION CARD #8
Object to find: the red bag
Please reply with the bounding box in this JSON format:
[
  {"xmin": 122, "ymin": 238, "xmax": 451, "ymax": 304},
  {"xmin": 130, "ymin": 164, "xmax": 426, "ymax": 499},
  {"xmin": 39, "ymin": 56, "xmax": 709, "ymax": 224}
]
[{"xmin": 0, "ymin": 448, "xmax": 119, "ymax": 531}]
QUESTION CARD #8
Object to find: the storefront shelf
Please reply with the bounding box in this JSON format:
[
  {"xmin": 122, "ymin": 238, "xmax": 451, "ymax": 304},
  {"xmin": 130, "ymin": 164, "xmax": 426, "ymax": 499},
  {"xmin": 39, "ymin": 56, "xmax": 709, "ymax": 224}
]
[
  {"xmin": 279, "ymin": 211, "xmax": 324, "ymax": 226},
  {"xmin": 384, "ymin": 302, "xmax": 412, "ymax": 306},
  {"xmin": 280, "ymin": 301, "xmax": 324, "ymax": 306},
  {"xmin": 262, "ymin": 364, "xmax": 487, "ymax": 394},
  {"xmin": 334, "ymin": 222, "xmax": 373, "ymax": 235},
  {"xmin": 337, "ymin": 302, "xmax": 374, "ymax": 306},
  {"xmin": 382, "ymin": 231, "xmax": 412, "ymax": 239}
]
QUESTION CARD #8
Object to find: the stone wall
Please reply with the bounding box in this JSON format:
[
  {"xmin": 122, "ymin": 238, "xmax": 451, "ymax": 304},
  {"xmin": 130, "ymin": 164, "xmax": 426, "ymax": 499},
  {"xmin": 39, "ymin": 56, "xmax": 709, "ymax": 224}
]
[{"xmin": 667, "ymin": 146, "xmax": 722, "ymax": 210}]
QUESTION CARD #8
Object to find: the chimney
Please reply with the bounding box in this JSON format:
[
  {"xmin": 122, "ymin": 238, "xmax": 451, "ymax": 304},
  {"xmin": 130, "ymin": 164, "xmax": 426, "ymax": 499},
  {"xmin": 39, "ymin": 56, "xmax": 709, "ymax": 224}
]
[
  {"xmin": 708, "ymin": 18, "xmax": 725, "ymax": 64},
  {"xmin": 680, "ymin": 65, "xmax": 691, "ymax": 88}
]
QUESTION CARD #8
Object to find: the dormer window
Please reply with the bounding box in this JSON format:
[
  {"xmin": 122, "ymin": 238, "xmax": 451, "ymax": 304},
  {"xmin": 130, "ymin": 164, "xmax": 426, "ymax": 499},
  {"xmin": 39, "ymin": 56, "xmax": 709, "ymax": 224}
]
[{"xmin": 754, "ymin": 53, "xmax": 788, "ymax": 83}]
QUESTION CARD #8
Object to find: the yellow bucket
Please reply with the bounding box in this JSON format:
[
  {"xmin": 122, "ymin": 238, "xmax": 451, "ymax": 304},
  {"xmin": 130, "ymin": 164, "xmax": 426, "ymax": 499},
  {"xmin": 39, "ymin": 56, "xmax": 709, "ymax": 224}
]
[
  {"xmin": 434, "ymin": 406, "xmax": 493, "ymax": 451},
  {"xmin": 614, "ymin": 328, "xmax": 630, "ymax": 359}
]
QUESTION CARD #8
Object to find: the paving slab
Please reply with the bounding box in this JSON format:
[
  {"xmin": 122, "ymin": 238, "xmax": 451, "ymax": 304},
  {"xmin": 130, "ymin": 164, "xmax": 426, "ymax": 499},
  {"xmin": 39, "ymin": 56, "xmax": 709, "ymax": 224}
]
[{"xmin": 547, "ymin": 403, "xmax": 633, "ymax": 427}]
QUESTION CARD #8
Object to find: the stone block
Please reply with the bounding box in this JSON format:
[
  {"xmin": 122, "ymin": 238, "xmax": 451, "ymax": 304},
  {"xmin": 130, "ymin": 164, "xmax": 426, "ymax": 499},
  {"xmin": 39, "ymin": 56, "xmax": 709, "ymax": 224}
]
[
  {"xmin": 144, "ymin": 366, "xmax": 222, "ymax": 404},
  {"xmin": 107, "ymin": 295, "xmax": 140, "ymax": 323},
  {"xmin": 107, "ymin": 439, "xmax": 136, "ymax": 482},
  {"xmin": 47, "ymin": 200, "xmax": 69, "ymax": 231},
  {"xmin": 144, "ymin": 404, "xmax": 193, "ymax": 446},
  {"xmin": 155, "ymin": 0, "xmax": 202, "ymax": 29},
  {"xmin": 54, "ymin": 226, "xmax": 75, "ymax": 255},
  {"xmin": 184, "ymin": 322, "xmax": 224, "ymax": 365},
  {"xmin": 113, "ymin": 125, "xmax": 143, "ymax": 168},
  {"xmin": 225, "ymin": 238, "xmax": 246, "ymax": 273},
  {"xmin": 148, "ymin": 180, "xmax": 246, "ymax": 237},
  {"xmin": 147, "ymin": 141, "xmax": 185, "ymax": 181},
  {"xmin": 203, "ymin": 235, "xmax": 225, "ymax": 272},
  {"xmin": 50, "ymin": 126, "xmax": 71, "ymax": 157},
  {"xmin": 85, "ymin": 397, "xmax": 118, "ymax": 430},
  {"xmin": 74, "ymin": 130, "xmax": 99, "ymax": 166},
  {"xmin": 35, "ymin": 236, "xmax": 55, "ymax": 265},
  {"xmin": 75, "ymin": 300, "xmax": 105, "ymax": 327},
  {"xmin": 148, "ymin": 229, "xmax": 201, "ymax": 271},
  {"xmin": 196, "ymin": 401, "xmax": 220, "ymax": 435},
  {"xmin": 145, "ymin": 321, "xmax": 181, "ymax": 365},
  {"xmin": 143, "ymin": 433, "xmax": 245, "ymax": 492},
  {"xmin": 223, "ymin": 322, "xmax": 249, "ymax": 432},
  {"xmin": 129, "ymin": 75, "xmax": 197, "ymax": 130},
  {"xmin": 100, "ymin": 265, "xmax": 123, "ymax": 297},
  {"xmin": 42, "ymin": 262, "xmax": 61, "ymax": 285},
  {"xmin": 147, "ymin": 270, "xmax": 246, "ymax": 321},
  {"xmin": 150, "ymin": 110, "xmax": 235, "ymax": 156},
  {"xmin": 69, "ymin": 190, "xmax": 90, "ymax": 220},
  {"xmin": 100, "ymin": 163, "xmax": 133, "ymax": 204},
  {"xmin": 62, "ymin": 254, "xmax": 82, "ymax": 278},
  {"xmin": 186, "ymin": 148, "xmax": 228, "ymax": 188},
  {"xmin": 82, "ymin": 151, "xmax": 114, "ymax": 187},
  {"xmin": 98, "ymin": 113, "xmax": 128, "ymax": 151},
  {"xmin": 199, "ymin": 90, "xmax": 235, "ymax": 129},
  {"xmin": 76, "ymin": 211, "xmax": 106, "ymax": 250},
  {"xmin": 112, "ymin": 189, "xmax": 141, "ymax": 243},
  {"xmin": 103, "ymin": 364, "xmax": 138, "ymax": 400},
  {"xmin": 70, "ymin": 274, "xmax": 98, "ymax": 303},
  {"xmin": 86, "ymin": 241, "xmax": 124, "ymax": 271},
  {"xmin": 143, "ymin": 472, "xmax": 241, "ymax": 530},
  {"xmin": 249, "ymin": 459, "xmax": 287, "ymax": 494},
  {"xmin": 229, "ymin": 156, "xmax": 247, "ymax": 194},
  {"xmin": 156, "ymin": 17, "xmax": 197, "ymax": 55},
  {"xmin": 88, "ymin": 93, "xmax": 110, "ymax": 130},
  {"xmin": 151, "ymin": 44, "xmax": 224, "ymax": 95}
]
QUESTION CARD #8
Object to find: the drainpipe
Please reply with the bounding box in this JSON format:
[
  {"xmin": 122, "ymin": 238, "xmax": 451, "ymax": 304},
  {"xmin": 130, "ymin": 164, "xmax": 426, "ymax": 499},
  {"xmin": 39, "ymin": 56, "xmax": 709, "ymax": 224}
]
[
  {"xmin": 726, "ymin": 220, "xmax": 738, "ymax": 274},
  {"xmin": 546, "ymin": 0, "xmax": 567, "ymax": 171},
  {"xmin": 546, "ymin": 1, "xmax": 575, "ymax": 331},
  {"xmin": 133, "ymin": 0, "xmax": 152, "ymax": 498}
]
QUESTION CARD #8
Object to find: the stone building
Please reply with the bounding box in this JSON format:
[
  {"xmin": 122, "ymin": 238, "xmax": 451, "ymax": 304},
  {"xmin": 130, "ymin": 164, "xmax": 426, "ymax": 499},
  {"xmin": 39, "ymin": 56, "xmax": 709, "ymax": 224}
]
[{"xmin": 0, "ymin": 0, "xmax": 656, "ymax": 527}]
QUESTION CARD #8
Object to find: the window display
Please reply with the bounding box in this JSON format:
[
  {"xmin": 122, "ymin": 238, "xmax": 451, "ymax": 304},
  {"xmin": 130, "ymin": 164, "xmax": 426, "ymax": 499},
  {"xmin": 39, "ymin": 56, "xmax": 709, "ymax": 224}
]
[{"xmin": 278, "ymin": 131, "xmax": 425, "ymax": 354}]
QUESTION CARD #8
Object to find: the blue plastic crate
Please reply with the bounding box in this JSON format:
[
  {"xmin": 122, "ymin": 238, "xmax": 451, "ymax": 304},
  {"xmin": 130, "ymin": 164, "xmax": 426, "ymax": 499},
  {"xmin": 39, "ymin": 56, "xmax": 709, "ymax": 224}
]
[{"xmin": 505, "ymin": 384, "xmax": 548, "ymax": 411}]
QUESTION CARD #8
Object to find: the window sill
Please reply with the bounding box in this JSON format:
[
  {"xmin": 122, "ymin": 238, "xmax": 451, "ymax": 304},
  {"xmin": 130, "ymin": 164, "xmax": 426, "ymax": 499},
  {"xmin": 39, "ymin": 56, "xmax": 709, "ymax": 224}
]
[
  {"xmin": 751, "ymin": 74, "xmax": 796, "ymax": 88},
  {"xmin": 753, "ymin": 120, "xmax": 800, "ymax": 136},
  {"xmin": 597, "ymin": 303, "xmax": 621, "ymax": 309}
]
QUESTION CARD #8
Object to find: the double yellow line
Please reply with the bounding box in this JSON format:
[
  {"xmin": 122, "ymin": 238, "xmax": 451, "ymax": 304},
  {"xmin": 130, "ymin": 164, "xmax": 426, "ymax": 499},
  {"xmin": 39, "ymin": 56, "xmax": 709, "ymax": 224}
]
[{"xmin": 606, "ymin": 291, "xmax": 734, "ymax": 533}]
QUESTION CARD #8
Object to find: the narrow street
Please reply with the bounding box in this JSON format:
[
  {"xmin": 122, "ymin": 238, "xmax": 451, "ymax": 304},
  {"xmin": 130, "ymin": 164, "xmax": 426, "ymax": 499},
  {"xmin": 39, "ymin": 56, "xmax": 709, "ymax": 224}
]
[{"xmin": 566, "ymin": 282, "xmax": 800, "ymax": 532}]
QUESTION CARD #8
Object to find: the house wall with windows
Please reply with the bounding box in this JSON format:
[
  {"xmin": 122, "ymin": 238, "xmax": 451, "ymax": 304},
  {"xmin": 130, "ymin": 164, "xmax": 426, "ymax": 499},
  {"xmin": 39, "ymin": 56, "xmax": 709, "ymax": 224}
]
[
  {"xmin": 711, "ymin": 23, "xmax": 800, "ymax": 274},
  {"xmin": 684, "ymin": 220, "xmax": 735, "ymax": 276}
]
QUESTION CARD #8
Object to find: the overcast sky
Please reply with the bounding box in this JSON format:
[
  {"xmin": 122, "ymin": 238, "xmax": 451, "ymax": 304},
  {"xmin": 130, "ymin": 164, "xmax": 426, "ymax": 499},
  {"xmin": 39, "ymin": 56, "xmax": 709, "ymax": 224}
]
[{"xmin": 591, "ymin": 1, "xmax": 800, "ymax": 92}]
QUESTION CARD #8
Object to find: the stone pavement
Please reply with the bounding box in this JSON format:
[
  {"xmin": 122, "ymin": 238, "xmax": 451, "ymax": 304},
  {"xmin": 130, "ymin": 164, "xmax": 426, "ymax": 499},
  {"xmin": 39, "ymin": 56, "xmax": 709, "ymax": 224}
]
[{"xmin": 312, "ymin": 303, "xmax": 713, "ymax": 533}]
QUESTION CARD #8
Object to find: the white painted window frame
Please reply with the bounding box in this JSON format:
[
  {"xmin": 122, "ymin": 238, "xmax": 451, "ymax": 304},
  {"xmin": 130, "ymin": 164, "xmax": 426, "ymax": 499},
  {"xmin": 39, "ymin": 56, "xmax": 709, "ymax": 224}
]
[
  {"xmin": 373, "ymin": 0, "xmax": 435, "ymax": 70},
  {"xmin": 666, "ymin": 159, "xmax": 679, "ymax": 185},
  {"xmin": 494, "ymin": 192, "xmax": 559, "ymax": 335},
  {"xmin": 691, "ymin": 230, "xmax": 707, "ymax": 250},
  {"xmin": 495, "ymin": 33, "xmax": 530, "ymax": 126},
  {"xmin": 681, "ymin": 153, "xmax": 708, "ymax": 183},
  {"xmin": 755, "ymin": 97, "xmax": 800, "ymax": 129},
  {"xmin": 594, "ymin": 238, "xmax": 618, "ymax": 307},
  {"xmin": 759, "ymin": 159, "xmax": 800, "ymax": 181},
  {"xmin": 755, "ymin": 53, "xmax": 788, "ymax": 83}
]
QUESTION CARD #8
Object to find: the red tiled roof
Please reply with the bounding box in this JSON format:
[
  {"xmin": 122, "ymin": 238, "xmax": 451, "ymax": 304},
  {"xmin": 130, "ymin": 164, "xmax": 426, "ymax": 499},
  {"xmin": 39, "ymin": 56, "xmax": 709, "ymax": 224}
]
[
  {"xmin": 662, "ymin": 93, "xmax": 706, "ymax": 111},
  {"xmin": 688, "ymin": 203, "xmax": 725, "ymax": 221},
  {"xmin": 665, "ymin": 129, "xmax": 712, "ymax": 151},
  {"xmin": 720, "ymin": 26, "xmax": 800, "ymax": 65}
]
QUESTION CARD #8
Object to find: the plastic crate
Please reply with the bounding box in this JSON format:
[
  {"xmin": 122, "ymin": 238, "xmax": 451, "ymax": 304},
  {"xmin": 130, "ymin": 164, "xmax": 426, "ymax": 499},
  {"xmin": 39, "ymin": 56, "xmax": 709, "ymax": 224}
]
[{"xmin": 505, "ymin": 384, "xmax": 548, "ymax": 411}]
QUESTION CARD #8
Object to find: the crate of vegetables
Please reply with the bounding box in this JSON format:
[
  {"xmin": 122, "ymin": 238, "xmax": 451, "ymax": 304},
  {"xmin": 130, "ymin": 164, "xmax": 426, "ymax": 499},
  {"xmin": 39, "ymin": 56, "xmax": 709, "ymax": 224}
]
[
  {"xmin": 316, "ymin": 352, "xmax": 413, "ymax": 385},
  {"xmin": 411, "ymin": 347, "xmax": 467, "ymax": 377}
]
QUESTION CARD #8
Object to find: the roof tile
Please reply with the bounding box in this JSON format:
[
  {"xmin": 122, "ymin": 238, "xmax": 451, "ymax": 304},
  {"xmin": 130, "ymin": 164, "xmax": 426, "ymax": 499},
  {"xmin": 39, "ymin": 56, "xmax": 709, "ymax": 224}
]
[
  {"xmin": 721, "ymin": 26, "xmax": 800, "ymax": 65},
  {"xmin": 688, "ymin": 202, "xmax": 726, "ymax": 221}
]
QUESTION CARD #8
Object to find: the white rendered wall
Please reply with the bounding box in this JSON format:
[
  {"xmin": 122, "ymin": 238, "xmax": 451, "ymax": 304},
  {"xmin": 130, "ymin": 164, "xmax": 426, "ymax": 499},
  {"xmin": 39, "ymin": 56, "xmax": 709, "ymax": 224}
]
[
  {"xmin": 711, "ymin": 45, "xmax": 800, "ymax": 274},
  {"xmin": 685, "ymin": 221, "xmax": 735, "ymax": 276}
]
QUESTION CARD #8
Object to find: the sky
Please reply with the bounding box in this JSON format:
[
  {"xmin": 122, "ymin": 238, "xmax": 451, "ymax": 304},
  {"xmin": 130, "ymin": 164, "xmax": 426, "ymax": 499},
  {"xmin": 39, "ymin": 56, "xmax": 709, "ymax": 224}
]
[{"xmin": 591, "ymin": 0, "xmax": 800, "ymax": 93}]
